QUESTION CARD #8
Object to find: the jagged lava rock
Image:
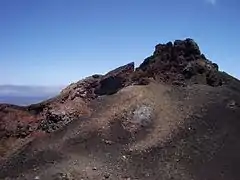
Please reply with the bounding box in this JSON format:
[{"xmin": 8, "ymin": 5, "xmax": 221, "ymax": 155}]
[
  {"xmin": 136, "ymin": 38, "xmax": 222, "ymax": 86},
  {"xmin": 32, "ymin": 62, "xmax": 135, "ymax": 132},
  {"xmin": 61, "ymin": 62, "xmax": 134, "ymax": 100}
]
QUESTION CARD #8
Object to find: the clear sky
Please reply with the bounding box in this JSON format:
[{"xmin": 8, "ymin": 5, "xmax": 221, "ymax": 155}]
[{"xmin": 0, "ymin": 0, "xmax": 239, "ymax": 86}]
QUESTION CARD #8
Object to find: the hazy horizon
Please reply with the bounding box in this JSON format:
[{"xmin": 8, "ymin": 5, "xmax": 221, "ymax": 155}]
[
  {"xmin": 0, "ymin": 84, "xmax": 63, "ymax": 105},
  {"xmin": 0, "ymin": 0, "xmax": 239, "ymax": 86}
]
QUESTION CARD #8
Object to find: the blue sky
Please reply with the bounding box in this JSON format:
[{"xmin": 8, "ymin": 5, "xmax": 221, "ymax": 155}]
[{"xmin": 0, "ymin": 0, "xmax": 239, "ymax": 86}]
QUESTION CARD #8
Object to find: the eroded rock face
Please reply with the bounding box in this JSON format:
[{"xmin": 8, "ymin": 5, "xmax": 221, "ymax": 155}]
[
  {"xmin": 0, "ymin": 105, "xmax": 39, "ymax": 139},
  {"xmin": 34, "ymin": 62, "xmax": 135, "ymax": 133}
]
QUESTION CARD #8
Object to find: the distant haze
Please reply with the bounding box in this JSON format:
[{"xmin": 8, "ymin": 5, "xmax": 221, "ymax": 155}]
[{"xmin": 0, "ymin": 85, "xmax": 63, "ymax": 105}]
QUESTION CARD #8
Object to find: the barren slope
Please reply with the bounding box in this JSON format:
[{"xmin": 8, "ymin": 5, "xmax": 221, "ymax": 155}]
[{"xmin": 1, "ymin": 82, "xmax": 240, "ymax": 180}]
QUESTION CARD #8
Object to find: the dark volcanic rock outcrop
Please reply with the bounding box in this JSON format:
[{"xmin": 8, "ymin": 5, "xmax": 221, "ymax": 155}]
[
  {"xmin": 94, "ymin": 62, "xmax": 134, "ymax": 95},
  {"xmin": 136, "ymin": 38, "xmax": 222, "ymax": 86},
  {"xmin": 60, "ymin": 62, "xmax": 135, "ymax": 100}
]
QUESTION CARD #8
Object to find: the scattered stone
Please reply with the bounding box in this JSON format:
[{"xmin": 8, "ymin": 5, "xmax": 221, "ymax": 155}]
[
  {"xmin": 52, "ymin": 172, "xmax": 73, "ymax": 180},
  {"xmin": 122, "ymin": 155, "xmax": 127, "ymax": 160},
  {"xmin": 104, "ymin": 173, "xmax": 110, "ymax": 179},
  {"xmin": 145, "ymin": 173, "xmax": 150, "ymax": 177},
  {"xmin": 33, "ymin": 167, "xmax": 39, "ymax": 171},
  {"xmin": 227, "ymin": 100, "xmax": 238, "ymax": 109},
  {"xmin": 129, "ymin": 148, "xmax": 133, "ymax": 152},
  {"xmin": 102, "ymin": 139, "xmax": 113, "ymax": 145}
]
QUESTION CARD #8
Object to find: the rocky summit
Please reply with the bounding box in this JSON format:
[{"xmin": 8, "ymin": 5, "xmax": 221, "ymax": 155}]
[{"xmin": 1, "ymin": 38, "xmax": 240, "ymax": 180}]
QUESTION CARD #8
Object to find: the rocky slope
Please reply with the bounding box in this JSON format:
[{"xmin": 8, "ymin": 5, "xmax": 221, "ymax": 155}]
[{"xmin": 0, "ymin": 38, "xmax": 240, "ymax": 180}]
